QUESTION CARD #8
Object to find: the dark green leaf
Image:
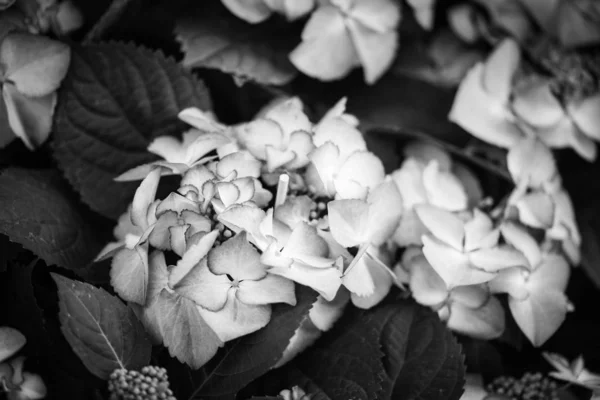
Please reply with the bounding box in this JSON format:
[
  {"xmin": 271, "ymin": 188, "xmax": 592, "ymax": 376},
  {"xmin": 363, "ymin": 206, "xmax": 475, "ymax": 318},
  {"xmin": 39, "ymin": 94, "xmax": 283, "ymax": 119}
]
[
  {"xmin": 0, "ymin": 168, "xmax": 103, "ymax": 271},
  {"xmin": 188, "ymin": 284, "xmax": 318, "ymax": 400},
  {"xmin": 52, "ymin": 42, "xmax": 212, "ymax": 219},
  {"xmin": 176, "ymin": 3, "xmax": 297, "ymax": 86},
  {"xmin": 279, "ymin": 293, "xmax": 465, "ymax": 400},
  {"xmin": 52, "ymin": 273, "xmax": 152, "ymax": 379}
]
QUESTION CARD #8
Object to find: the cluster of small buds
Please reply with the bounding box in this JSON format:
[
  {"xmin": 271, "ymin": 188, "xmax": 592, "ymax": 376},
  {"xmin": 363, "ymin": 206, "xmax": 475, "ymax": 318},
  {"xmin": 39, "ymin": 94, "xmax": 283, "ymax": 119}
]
[
  {"xmin": 108, "ymin": 366, "xmax": 176, "ymax": 400},
  {"xmin": 486, "ymin": 372, "xmax": 559, "ymax": 400}
]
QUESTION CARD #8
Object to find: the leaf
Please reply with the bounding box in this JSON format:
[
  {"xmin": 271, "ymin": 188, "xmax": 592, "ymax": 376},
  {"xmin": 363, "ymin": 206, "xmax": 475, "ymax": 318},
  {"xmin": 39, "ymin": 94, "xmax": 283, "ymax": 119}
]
[
  {"xmin": 0, "ymin": 168, "xmax": 103, "ymax": 271},
  {"xmin": 52, "ymin": 42, "xmax": 212, "ymax": 219},
  {"xmin": 52, "ymin": 273, "xmax": 152, "ymax": 379},
  {"xmin": 278, "ymin": 292, "xmax": 465, "ymax": 400},
  {"xmin": 188, "ymin": 284, "xmax": 318, "ymax": 400},
  {"xmin": 176, "ymin": 3, "xmax": 297, "ymax": 86}
]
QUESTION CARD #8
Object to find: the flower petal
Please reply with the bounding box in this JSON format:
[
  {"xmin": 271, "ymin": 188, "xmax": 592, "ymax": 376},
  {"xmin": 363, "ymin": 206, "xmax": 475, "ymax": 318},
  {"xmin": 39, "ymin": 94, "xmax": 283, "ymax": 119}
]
[
  {"xmin": 185, "ymin": 132, "xmax": 231, "ymax": 166},
  {"xmin": 350, "ymin": 255, "xmax": 394, "ymax": 309},
  {"xmin": 463, "ymin": 209, "xmax": 497, "ymax": 252},
  {"xmin": 309, "ymin": 289, "xmax": 350, "ymax": 331},
  {"xmin": 512, "ymin": 78, "xmax": 566, "ymax": 128},
  {"xmin": 483, "ymin": 39, "xmax": 521, "ymax": 100},
  {"xmin": 415, "ymin": 204, "xmax": 465, "ymax": 251},
  {"xmin": 469, "ymin": 245, "xmax": 529, "ymax": 272},
  {"xmin": 391, "ymin": 159, "xmax": 428, "ymax": 209},
  {"xmin": 147, "ymin": 135, "xmax": 187, "ymax": 163},
  {"xmin": 238, "ymin": 118, "xmax": 284, "ymax": 160},
  {"xmin": 408, "ymin": 254, "xmax": 449, "ymax": 307},
  {"xmin": 147, "ymin": 251, "xmax": 169, "ymax": 305},
  {"xmin": 366, "ymin": 180, "xmax": 403, "ymax": 246},
  {"xmin": 568, "ymin": 93, "xmax": 600, "ymax": 141},
  {"xmin": 169, "ymin": 230, "xmax": 219, "ymax": 286},
  {"xmin": 268, "ymin": 261, "xmax": 342, "ymax": 301},
  {"xmin": 313, "ymin": 115, "xmax": 366, "ymax": 158},
  {"xmin": 346, "ymin": 19, "xmax": 398, "ymax": 84},
  {"xmin": 509, "ymin": 289, "xmax": 570, "ymax": 347},
  {"xmin": 220, "ymin": 0, "xmax": 272, "ymax": 23},
  {"xmin": 198, "ymin": 291, "xmax": 272, "ymax": 342},
  {"xmin": 286, "ymin": 130, "xmax": 315, "ymax": 169},
  {"xmin": 208, "ymin": 232, "xmax": 266, "ymax": 280},
  {"xmin": 237, "ymin": 274, "xmax": 297, "ymax": 306},
  {"xmin": 447, "ymin": 294, "xmax": 505, "ymax": 340},
  {"xmin": 175, "ymin": 258, "xmax": 232, "ymax": 311},
  {"xmin": 449, "ymin": 63, "xmax": 523, "ymax": 148},
  {"xmin": 0, "ymin": 327, "xmax": 26, "ymax": 364},
  {"xmin": 178, "ymin": 107, "xmax": 225, "ymax": 133},
  {"xmin": 500, "ymin": 222, "xmax": 542, "ymax": 268},
  {"xmin": 156, "ymin": 192, "xmax": 200, "ymax": 216},
  {"xmin": 327, "ymin": 199, "xmax": 370, "ymax": 247},
  {"xmin": 217, "ymin": 152, "xmax": 262, "ymax": 179},
  {"xmin": 488, "ymin": 267, "xmax": 529, "ymax": 300},
  {"xmin": 422, "ymin": 160, "xmax": 468, "ymax": 212},
  {"xmin": 306, "ymin": 142, "xmax": 341, "ymax": 196},
  {"xmin": 507, "ymin": 137, "xmax": 558, "ymax": 188},
  {"xmin": 349, "ymin": 0, "xmax": 400, "ymax": 32},
  {"xmin": 422, "ymin": 235, "xmax": 496, "ymax": 287},
  {"xmin": 111, "ymin": 244, "xmax": 149, "ymax": 305},
  {"xmin": 290, "ymin": 5, "xmax": 359, "ymax": 81},
  {"xmin": 336, "ymin": 151, "xmax": 385, "ymax": 195},
  {"xmin": 514, "ymin": 191, "xmax": 555, "ymax": 229},
  {"xmin": 148, "ymin": 211, "xmax": 179, "ymax": 250},
  {"xmin": 264, "ymin": 97, "xmax": 312, "ymax": 136},
  {"xmin": 282, "ymin": 222, "xmax": 329, "ymax": 258}
]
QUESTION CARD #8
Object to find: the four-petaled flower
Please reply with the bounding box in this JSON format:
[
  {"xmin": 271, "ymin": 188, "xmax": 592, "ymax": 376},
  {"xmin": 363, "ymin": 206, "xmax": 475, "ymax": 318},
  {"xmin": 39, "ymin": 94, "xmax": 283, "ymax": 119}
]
[
  {"xmin": 175, "ymin": 232, "xmax": 296, "ymax": 342},
  {"xmin": 417, "ymin": 205, "xmax": 528, "ymax": 288}
]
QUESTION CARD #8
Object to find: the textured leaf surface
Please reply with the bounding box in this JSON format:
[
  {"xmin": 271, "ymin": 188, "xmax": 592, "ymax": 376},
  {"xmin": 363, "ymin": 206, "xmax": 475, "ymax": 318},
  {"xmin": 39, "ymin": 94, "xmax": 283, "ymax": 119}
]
[
  {"xmin": 188, "ymin": 284, "xmax": 318, "ymax": 400},
  {"xmin": 278, "ymin": 293, "xmax": 465, "ymax": 400},
  {"xmin": 52, "ymin": 42, "xmax": 212, "ymax": 219},
  {"xmin": 52, "ymin": 273, "xmax": 152, "ymax": 379},
  {"xmin": 0, "ymin": 168, "xmax": 102, "ymax": 271},
  {"xmin": 176, "ymin": 4, "xmax": 297, "ymax": 86}
]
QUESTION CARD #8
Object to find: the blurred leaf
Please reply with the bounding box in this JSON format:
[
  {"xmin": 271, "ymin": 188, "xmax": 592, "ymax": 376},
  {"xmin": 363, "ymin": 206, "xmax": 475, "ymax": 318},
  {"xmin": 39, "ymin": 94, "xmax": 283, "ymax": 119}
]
[
  {"xmin": 0, "ymin": 168, "xmax": 103, "ymax": 271},
  {"xmin": 83, "ymin": 0, "xmax": 135, "ymax": 43},
  {"xmin": 52, "ymin": 42, "xmax": 211, "ymax": 219},
  {"xmin": 176, "ymin": 3, "xmax": 297, "ymax": 86},
  {"xmin": 52, "ymin": 273, "xmax": 152, "ymax": 379}
]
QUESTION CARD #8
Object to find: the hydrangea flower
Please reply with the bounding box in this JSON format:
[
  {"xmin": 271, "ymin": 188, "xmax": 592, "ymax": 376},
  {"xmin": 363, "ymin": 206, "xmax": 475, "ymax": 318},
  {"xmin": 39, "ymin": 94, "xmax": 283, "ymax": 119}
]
[
  {"xmin": 174, "ymin": 232, "xmax": 297, "ymax": 342},
  {"xmin": 489, "ymin": 223, "xmax": 572, "ymax": 346},
  {"xmin": 417, "ymin": 205, "xmax": 528, "ymax": 288},
  {"xmin": 328, "ymin": 180, "xmax": 402, "ymax": 308},
  {"xmin": 401, "ymin": 249, "xmax": 505, "ymax": 339},
  {"xmin": 236, "ymin": 98, "xmax": 315, "ymax": 173},
  {"xmin": 289, "ymin": 0, "xmax": 400, "ymax": 84},
  {"xmin": 305, "ymin": 98, "xmax": 384, "ymax": 200},
  {"xmin": 218, "ymin": 199, "xmax": 343, "ymax": 301},
  {"xmin": 449, "ymin": 39, "xmax": 525, "ymax": 149},
  {"xmin": 451, "ymin": 37, "xmax": 600, "ymax": 161},
  {"xmin": 179, "ymin": 151, "xmax": 272, "ymax": 213},
  {"xmin": 513, "ymin": 78, "xmax": 600, "ymax": 161},
  {"xmin": 391, "ymin": 142, "xmax": 469, "ymax": 246},
  {"xmin": 543, "ymin": 352, "xmax": 600, "ymax": 394}
]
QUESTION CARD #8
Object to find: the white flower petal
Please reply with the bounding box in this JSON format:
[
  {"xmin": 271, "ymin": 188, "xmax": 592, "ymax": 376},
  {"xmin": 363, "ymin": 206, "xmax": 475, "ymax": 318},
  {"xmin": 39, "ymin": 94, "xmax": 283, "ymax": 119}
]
[
  {"xmin": 237, "ymin": 274, "xmax": 297, "ymax": 306},
  {"xmin": 415, "ymin": 204, "xmax": 465, "ymax": 251},
  {"xmin": 568, "ymin": 93, "xmax": 600, "ymax": 141}
]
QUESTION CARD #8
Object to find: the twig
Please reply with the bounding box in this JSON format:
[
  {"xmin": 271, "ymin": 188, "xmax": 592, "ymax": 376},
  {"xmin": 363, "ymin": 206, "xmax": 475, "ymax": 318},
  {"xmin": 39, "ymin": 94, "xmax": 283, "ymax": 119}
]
[{"xmin": 83, "ymin": 0, "xmax": 134, "ymax": 44}]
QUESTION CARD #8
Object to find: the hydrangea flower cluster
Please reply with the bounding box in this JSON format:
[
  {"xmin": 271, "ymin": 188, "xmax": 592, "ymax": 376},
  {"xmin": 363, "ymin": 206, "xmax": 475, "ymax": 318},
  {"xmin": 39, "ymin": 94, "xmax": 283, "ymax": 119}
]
[
  {"xmin": 450, "ymin": 38, "xmax": 600, "ymax": 162},
  {"xmin": 100, "ymin": 97, "xmax": 403, "ymax": 367},
  {"xmin": 108, "ymin": 366, "xmax": 176, "ymax": 400},
  {"xmin": 220, "ymin": 0, "xmax": 401, "ymax": 84},
  {"xmin": 101, "ymin": 93, "xmax": 580, "ymax": 369},
  {"xmin": 392, "ymin": 135, "xmax": 578, "ymax": 345}
]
